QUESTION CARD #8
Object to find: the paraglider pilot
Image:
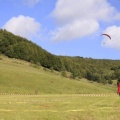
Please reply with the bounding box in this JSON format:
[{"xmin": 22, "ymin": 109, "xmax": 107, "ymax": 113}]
[{"xmin": 117, "ymin": 79, "xmax": 120, "ymax": 96}]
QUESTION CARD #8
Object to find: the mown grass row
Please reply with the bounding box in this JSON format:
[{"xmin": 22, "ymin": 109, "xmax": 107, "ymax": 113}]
[{"xmin": 0, "ymin": 94, "xmax": 120, "ymax": 120}]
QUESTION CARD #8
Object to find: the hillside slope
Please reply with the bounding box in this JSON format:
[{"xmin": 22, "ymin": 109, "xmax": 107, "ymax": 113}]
[
  {"xmin": 0, "ymin": 55, "xmax": 116, "ymax": 94},
  {"xmin": 1, "ymin": 29, "xmax": 120, "ymax": 84}
]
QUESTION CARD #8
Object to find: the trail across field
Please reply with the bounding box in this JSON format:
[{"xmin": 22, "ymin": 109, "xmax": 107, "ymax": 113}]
[{"xmin": 0, "ymin": 94, "xmax": 120, "ymax": 120}]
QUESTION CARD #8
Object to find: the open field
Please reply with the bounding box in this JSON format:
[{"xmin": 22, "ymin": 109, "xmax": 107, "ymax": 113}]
[
  {"xmin": 0, "ymin": 55, "xmax": 119, "ymax": 119},
  {"xmin": 0, "ymin": 55, "xmax": 116, "ymax": 94},
  {"xmin": 0, "ymin": 94, "xmax": 120, "ymax": 120}
]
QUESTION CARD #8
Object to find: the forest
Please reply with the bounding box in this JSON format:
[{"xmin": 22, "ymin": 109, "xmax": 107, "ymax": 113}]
[{"xmin": 0, "ymin": 29, "xmax": 120, "ymax": 84}]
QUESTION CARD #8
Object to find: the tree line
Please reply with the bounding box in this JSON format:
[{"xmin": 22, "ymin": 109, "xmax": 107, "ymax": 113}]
[{"xmin": 0, "ymin": 29, "xmax": 120, "ymax": 84}]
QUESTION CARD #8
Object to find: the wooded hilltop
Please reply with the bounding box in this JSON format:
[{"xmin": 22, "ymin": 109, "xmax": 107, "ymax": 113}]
[{"xmin": 0, "ymin": 29, "xmax": 120, "ymax": 84}]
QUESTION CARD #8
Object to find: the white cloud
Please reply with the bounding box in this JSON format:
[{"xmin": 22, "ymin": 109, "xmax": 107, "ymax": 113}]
[
  {"xmin": 51, "ymin": 19, "xmax": 99, "ymax": 41},
  {"xmin": 102, "ymin": 26, "xmax": 120, "ymax": 50},
  {"xmin": 51, "ymin": 0, "xmax": 120, "ymax": 41},
  {"xmin": 3, "ymin": 15, "xmax": 41, "ymax": 39},
  {"xmin": 22, "ymin": 0, "xmax": 41, "ymax": 7},
  {"xmin": 114, "ymin": 13, "xmax": 120, "ymax": 20}
]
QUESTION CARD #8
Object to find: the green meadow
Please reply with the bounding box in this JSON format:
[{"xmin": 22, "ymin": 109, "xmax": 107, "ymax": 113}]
[
  {"xmin": 0, "ymin": 94, "xmax": 120, "ymax": 120},
  {"xmin": 0, "ymin": 55, "xmax": 119, "ymax": 120},
  {"xmin": 0, "ymin": 55, "xmax": 116, "ymax": 94}
]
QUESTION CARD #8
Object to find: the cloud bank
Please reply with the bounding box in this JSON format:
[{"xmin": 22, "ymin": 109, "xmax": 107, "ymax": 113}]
[
  {"xmin": 102, "ymin": 26, "xmax": 120, "ymax": 50},
  {"xmin": 3, "ymin": 15, "xmax": 40, "ymax": 39},
  {"xmin": 51, "ymin": 0, "xmax": 120, "ymax": 41}
]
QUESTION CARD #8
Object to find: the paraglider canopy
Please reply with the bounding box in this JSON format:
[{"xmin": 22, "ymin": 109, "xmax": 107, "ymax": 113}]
[{"xmin": 101, "ymin": 33, "xmax": 111, "ymax": 39}]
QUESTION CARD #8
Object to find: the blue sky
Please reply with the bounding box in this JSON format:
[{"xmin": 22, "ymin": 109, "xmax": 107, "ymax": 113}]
[{"xmin": 0, "ymin": 0, "xmax": 120, "ymax": 60}]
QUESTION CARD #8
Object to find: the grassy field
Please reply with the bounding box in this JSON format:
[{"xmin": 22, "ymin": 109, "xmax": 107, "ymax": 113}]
[
  {"xmin": 0, "ymin": 55, "xmax": 119, "ymax": 119},
  {"xmin": 0, "ymin": 55, "xmax": 117, "ymax": 94},
  {"xmin": 0, "ymin": 94, "xmax": 120, "ymax": 120}
]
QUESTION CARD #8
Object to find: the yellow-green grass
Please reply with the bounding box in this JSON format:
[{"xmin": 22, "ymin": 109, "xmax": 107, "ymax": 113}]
[
  {"xmin": 0, "ymin": 54, "xmax": 117, "ymax": 94},
  {"xmin": 0, "ymin": 94, "xmax": 120, "ymax": 120}
]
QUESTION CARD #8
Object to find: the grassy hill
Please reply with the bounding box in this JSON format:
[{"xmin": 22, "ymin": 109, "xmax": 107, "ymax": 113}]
[
  {"xmin": 0, "ymin": 55, "xmax": 116, "ymax": 94},
  {"xmin": 1, "ymin": 29, "xmax": 120, "ymax": 84}
]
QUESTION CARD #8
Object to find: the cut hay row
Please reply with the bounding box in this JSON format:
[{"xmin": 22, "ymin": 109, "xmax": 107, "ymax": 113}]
[
  {"xmin": 0, "ymin": 93, "xmax": 117, "ymax": 96},
  {"xmin": 56, "ymin": 93, "xmax": 116, "ymax": 96}
]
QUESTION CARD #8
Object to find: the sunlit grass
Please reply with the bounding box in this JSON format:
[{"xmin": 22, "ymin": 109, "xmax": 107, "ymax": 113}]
[
  {"xmin": 0, "ymin": 55, "xmax": 119, "ymax": 119},
  {"xmin": 0, "ymin": 94, "xmax": 120, "ymax": 120},
  {"xmin": 0, "ymin": 54, "xmax": 116, "ymax": 94}
]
